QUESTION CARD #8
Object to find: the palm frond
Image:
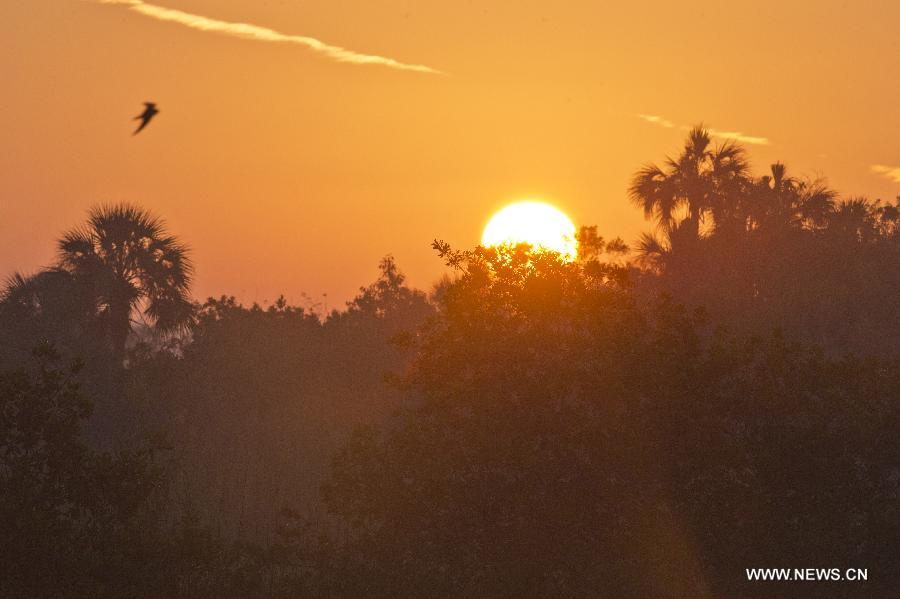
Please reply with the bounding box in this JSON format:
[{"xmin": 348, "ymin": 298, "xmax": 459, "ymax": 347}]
[
  {"xmin": 628, "ymin": 164, "xmax": 667, "ymax": 215},
  {"xmin": 634, "ymin": 231, "xmax": 670, "ymax": 270},
  {"xmin": 145, "ymin": 292, "xmax": 196, "ymax": 335},
  {"xmin": 57, "ymin": 227, "xmax": 97, "ymax": 268},
  {"xmin": 685, "ymin": 125, "xmax": 711, "ymax": 159},
  {"xmin": 1, "ymin": 271, "xmax": 33, "ymax": 303}
]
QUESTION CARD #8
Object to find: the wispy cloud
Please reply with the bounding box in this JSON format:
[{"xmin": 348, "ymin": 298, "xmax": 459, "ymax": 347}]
[
  {"xmin": 871, "ymin": 164, "xmax": 900, "ymax": 183},
  {"xmin": 92, "ymin": 0, "xmax": 442, "ymax": 74},
  {"xmin": 706, "ymin": 128, "xmax": 769, "ymax": 146},
  {"xmin": 635, "ymin": 113, "xmax": 770, "ymax": 146},
  {"xmin": 637, "ymin": 114, "xmax": 675, "ymax": 128}
]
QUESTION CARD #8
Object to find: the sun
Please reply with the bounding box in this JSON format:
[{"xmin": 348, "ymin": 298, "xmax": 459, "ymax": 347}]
[{"xmin": 481, "ymin": 201, "xmax": 577, "ymax": 260}]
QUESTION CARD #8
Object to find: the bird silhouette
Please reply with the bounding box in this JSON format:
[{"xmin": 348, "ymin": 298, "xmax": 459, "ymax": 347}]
[{"xmin": 133, "ymin": 102, "xmax": 159, "ymax": 135}]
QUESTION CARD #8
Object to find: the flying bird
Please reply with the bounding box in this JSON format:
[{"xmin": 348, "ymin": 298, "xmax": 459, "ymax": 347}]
[{"xmin": 133, "ymin": 102, "xmax": 159, "ymax": 135}]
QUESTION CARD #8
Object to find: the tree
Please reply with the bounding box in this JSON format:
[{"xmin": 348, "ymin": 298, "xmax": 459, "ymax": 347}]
[
  {"xmin": 323, "ymin": 243, "xmax": 900, "ymax": 598},
  {"xmin": 0, "ymin": 268, "xmax": 100, "ymax": 366},
  {"xmin": 0, "ymin": 345, "xmax": 167, "ymax": 598},
  {"xmin": 124, "ymin": 257, "xmax": 433, "ymax": 542},
  {"xmin": 56, "ymin": 204, "xmax": 194, "ymax": 360},
  {"xmin": 629, "ymin": 131, "xmax": 899, "ymax": 358},
  {"xmin": 750, "ymin": 162, "xmax": 835, "ymax": 232},
  {"xmin": 628, "ymin": 126, "xmax": 750, "ymax": 245}
]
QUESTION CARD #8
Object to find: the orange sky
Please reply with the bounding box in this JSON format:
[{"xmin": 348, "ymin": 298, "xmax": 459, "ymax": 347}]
[{"xmin": 2, "ymin": 0, "xmax": 898, "ymax": 307}]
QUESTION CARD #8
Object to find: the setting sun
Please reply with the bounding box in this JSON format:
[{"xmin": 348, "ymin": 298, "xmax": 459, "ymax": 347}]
[{"xmin": 481, "ymin": 201, "xmax": 578, "ymax": 260}]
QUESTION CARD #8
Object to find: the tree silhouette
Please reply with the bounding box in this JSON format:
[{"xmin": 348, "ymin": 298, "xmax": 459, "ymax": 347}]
[
  {"xmin": 630, "ymin": 128, "xmax": 900, "ymax": 357},
  {"xmin": 0, "ymin": 345, "xmax": 169, "ymax": 598},
  {"xmin": 750, "ymin": 162, "xmax": 835, "ymax": 232},
  {"xmin": 56, "ymin": 204, "xmax": 193, "ymax": 359},
  {"xmin": 2, "ymin": 141, "xmax": 899, "ymax": 598},
  {"xmin": 323, "ymin": 243, "xmax": 900, "ymax": 598},
  {"xmin": 0, "ymin": 269, "xmax": 99, "ymax": 362},
  {"xmin": 123, "ymin": 257, "xmax": 433, "ymax": 543},
  {"xmin": 628, "ymin": 126, "xmax": 749, "ymax": 244}
]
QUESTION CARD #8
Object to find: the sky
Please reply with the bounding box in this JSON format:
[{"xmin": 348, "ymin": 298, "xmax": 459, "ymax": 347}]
[{"xmin": 2, "ymin": 0, "xmax": 899, "ymax": 307}]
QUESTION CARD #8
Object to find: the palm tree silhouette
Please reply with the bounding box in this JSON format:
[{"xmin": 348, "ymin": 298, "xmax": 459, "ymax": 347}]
[
  {"xmin": 0, "ymin": 268, "xmax": 101, "ymax": 358},
  {"xmin": 829, "ymin": 198, "xmax": 877, "ymax": 242},
  {"xmin": 629, "ymin": 126, "xmax": 749, "ymax": 243},
  {"xmin": 753, "ymin": 162, "xmax": 835, "ymax": 231},
  {"xmin": 56, "ymin": 204, "xmax": 194, "ymax": 359}
]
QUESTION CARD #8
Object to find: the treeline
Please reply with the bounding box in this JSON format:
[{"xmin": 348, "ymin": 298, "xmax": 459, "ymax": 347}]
[
  {"xmin": 2, "ymin": 129, "xmax": 899, "ymax": 597},
  {"xmin": 630, "ymin": 127, "xmax": 899, "ymax": 357}
]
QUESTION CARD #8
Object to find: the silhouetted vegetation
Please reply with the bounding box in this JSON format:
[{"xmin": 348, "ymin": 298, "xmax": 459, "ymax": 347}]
[
  {"xmin": 631, "ymin": 127, "xmax": 900, "ymax": 357},
  {"xmin": 3, "ymin": 130, "xmax": 899, "ymax": 597},
  {"xmin": 0, "ymin": 346, "xmax": 166, "ymax": 597},
  {"xmin": 125, "ymin": 256, "xmax": 432, "ymax": 540},
  {"xmin": 324, "ymin": 244, "xmax": 900, "ymax": 597}
]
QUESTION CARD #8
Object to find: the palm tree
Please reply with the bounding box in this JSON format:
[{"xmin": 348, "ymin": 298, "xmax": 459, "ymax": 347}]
[
  {"xmin": 752, "ymin": 162, "xmax": 835, "ymax": 231},
  {"xmin": 629, "ymin": 126, "xmax": 750, "ymax": 255},
  {"xmin": 633, "ymin": 231, "xmax": 669, "ymax": 272},
  {"xmin": 56, "ymin": 204, "xmax": 194, "ymax": 359},
  {"xmin": 1, "ymin": 268, "xmax": 95, "ymax": 325},
  {"xmin": 828, "ymin": 198, "xmax": 876, "ymax": 242},
  {"xmin": 795, "ymin": 179, "xmax": 837, "ymax": 230},
  {"xmin": 633, "ymin": 220, "xmax": 701, "ymax": 272},
  {"xmin": 0, "ymin": 269, "xmax": 100, "ymax": 359}
]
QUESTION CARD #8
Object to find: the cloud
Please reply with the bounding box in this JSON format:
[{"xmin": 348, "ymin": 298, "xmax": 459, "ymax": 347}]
[
  {"xmin": 91, "ymin": 0, "xmax": 442, "ymax": 74},
  {"xmin": 637, "ymin": 114, "xmax": 675, "ymax": 128},
  {"xmin": 635, "ymin": 113, "xmax": 770, "ymax": 145},
  {"xmin": 871, "ymin": 164, "xmax": 900, "ymax": 183},
  {"xmin": 706, "ymin": 128, "xmax": 769, "ymax": 146}
]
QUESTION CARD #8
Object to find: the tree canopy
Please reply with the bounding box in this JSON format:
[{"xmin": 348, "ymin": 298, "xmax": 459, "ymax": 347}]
[{"xmin": 2, "ymin": 132, "xmax": 899, "ymax": 598}]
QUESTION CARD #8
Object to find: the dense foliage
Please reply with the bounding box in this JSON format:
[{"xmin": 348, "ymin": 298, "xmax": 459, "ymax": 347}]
[
  {"xmin": 2, "ymin": 131, "xmax": 899, "ymax": 597},
  {"xmin": 0, "ymin": 347, "xmax": 165, "ymax": 597},
  {"xmin": 125, "ymin": 256, "xmax": 432, "ymax": 540},
  {"xmin": 324, "ymin": 245, "xmax": 900, "ymax": 598},
  {"xmin": 631, "ymin": 127, "xmax": 900, "ymax": 357}
]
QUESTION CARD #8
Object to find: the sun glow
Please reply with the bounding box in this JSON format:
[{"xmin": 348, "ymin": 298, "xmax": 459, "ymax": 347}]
[{"xmin": 481, "ymin": 201, "xmax": 577, "ymax": 260}]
